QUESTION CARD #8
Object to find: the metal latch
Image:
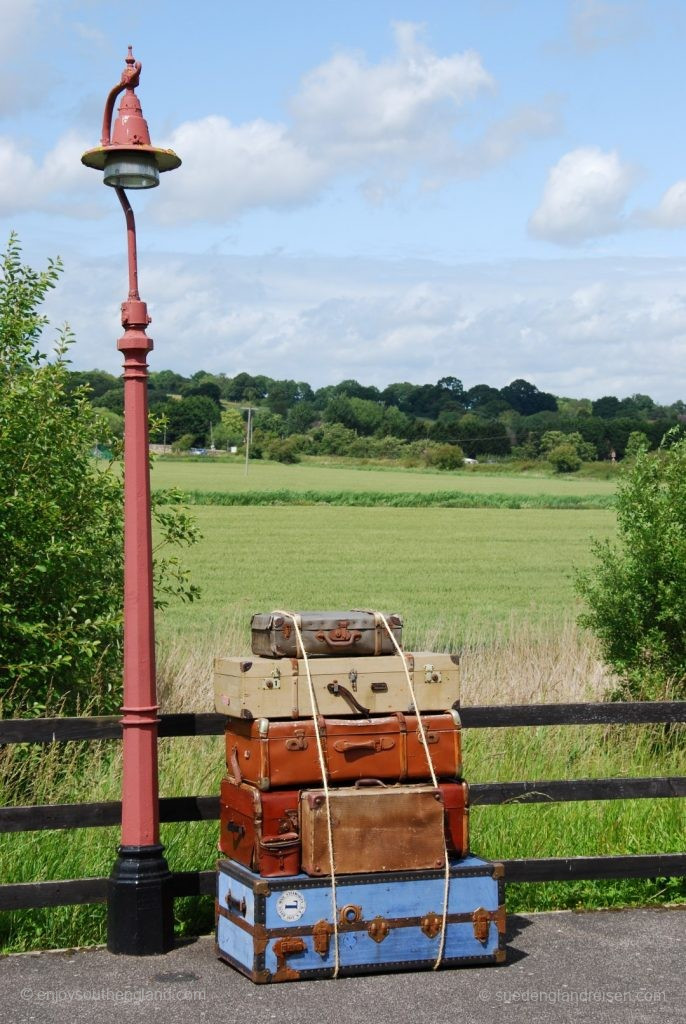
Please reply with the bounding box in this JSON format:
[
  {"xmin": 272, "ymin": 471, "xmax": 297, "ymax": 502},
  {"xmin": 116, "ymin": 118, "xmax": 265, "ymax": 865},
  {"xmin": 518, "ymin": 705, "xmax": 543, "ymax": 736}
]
[
  {"xmin": 367, "ymin": 916, "xmax": 390, "ymax": 943},
  {"xmin": 424, "ymin": 663, "xmax": 442, "ymax": 684},
  {"xmin": 472, "ymin": 907, "xmax": 492, "ymax": 944},
  {"xmin": 264, "ymin": 666, "xmax": 281, "ymax": 690},
  {"xmin": 420, "ymin": 911, "xmax": 442, "ymax": 940},
  {"xmin": 273, "ymin": 936, "xmax": 306, "ymax": 979},
  {"xmin": 285, "ymin": 728, "xmax": 308, "ymax": 751},
  {"xmin": 312, "ymin": 919, "xmax": 333, "ymax": 958}
]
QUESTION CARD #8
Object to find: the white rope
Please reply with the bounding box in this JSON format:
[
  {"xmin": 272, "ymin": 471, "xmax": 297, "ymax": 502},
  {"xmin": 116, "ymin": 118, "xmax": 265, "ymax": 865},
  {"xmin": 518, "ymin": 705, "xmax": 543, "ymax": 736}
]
[
  {"xmin": 374, "ymin": 611, "xmax": 451, "ymax": 970},
  {"xmin": 273, "ymin": 610, "xmax": 340, "ymax": 978}
]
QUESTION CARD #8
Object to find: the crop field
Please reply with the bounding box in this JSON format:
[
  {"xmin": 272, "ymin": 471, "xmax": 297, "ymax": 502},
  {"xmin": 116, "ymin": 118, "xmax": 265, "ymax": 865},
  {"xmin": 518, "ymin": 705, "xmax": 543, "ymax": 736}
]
[
  {"xmin": 155, "ymin": 504, "xmax": 616, "ymax": 649},
  {"xmin": 151, "ymin": 456, "xmax": 618, "ymax": 498}
]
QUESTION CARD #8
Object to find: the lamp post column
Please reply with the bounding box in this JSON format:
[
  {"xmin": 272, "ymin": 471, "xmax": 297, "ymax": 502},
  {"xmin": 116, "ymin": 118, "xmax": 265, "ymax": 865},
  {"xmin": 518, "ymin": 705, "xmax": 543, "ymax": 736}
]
[
  {"xmin": 81, "ymin": 48, "xmax": 181, "ymax": 956},
  {"xmin": 106, "ymin": 188, "xmax": 174, "ymax": 956}
]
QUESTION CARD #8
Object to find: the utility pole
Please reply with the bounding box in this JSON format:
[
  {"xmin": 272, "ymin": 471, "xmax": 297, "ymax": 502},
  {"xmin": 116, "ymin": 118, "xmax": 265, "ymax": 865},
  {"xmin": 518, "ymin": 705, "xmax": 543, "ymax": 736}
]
[{"xmin": 244, "ymin": 406, "xmax": 252, "ymax": 476}]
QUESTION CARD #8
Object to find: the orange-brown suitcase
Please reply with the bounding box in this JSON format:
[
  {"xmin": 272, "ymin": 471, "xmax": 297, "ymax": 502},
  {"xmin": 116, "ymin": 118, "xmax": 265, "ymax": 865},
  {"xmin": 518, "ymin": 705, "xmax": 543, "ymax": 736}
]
[
  {"xmin": 218, "ymin": 777, "xmax": 300, "ymax": 877},
  {"xmin": 225, "ymin": 710, "xmax": 462, "ymax": 791},
  {"xmin": 299, "ymin": 780, "xmax": 470, "ymax": 876}
]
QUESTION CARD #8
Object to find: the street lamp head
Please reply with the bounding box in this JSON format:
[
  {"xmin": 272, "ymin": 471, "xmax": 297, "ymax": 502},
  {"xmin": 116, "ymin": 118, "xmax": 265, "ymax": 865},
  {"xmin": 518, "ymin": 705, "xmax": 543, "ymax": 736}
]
[{"xmin": 81, "ymin": 46, "xmax": 181, "ymax": 189}]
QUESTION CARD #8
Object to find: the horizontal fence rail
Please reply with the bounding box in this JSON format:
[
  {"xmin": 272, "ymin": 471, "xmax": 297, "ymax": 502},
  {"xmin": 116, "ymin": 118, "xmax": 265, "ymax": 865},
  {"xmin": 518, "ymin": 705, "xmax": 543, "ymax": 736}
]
[
  {"xmin": 1, "ymin": 703, "xmax": 684, "ymax": 913},
  {"xmin": 3, "ymin": 854, "xmax": 686, "ymax": 912},
  {"xmin": 2, "ymin": 701, "xmax": 686, "ymax": 745},
  {"xmin": 3, "ymin": 777, "xmax": 686, "ymax": 834}
]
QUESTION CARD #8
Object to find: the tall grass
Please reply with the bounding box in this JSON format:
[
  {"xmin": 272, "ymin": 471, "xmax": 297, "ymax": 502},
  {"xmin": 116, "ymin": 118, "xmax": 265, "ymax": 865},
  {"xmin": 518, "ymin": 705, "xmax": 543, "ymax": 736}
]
[
  {"xmin": 175, "ymin": 488, "xmax": 615, "ymax": 510},
  {"xmin": 2, "ymin": 618, "xmax": 683, "ymax": 953}
]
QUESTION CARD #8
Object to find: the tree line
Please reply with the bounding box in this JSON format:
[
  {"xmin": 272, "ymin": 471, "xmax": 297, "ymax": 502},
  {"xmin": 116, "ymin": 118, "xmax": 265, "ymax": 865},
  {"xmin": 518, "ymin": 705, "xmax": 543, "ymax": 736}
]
[{"xmin": 68, "ymin": 367, "xmax": 686, "ymax": 467}]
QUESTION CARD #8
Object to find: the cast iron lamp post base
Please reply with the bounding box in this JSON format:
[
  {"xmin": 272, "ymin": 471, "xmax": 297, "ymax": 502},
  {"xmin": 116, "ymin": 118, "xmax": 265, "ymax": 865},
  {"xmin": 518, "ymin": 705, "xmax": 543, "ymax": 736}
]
[{"xmin": 107, "ymin": 844, "xmax": 174, "ymax": 954}]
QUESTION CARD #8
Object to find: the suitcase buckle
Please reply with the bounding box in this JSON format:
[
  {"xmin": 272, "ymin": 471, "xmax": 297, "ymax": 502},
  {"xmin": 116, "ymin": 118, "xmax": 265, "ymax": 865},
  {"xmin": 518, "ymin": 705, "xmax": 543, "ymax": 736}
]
[
  {"xmin": 316, "ymin": 621, "xmax": 362, "ymax": 648},
  {"xmin": 424, "ymin": 664, "xmax": 442, "ymax": 683},
  {"xmin": 264, "ymin": 666, "xmax": 281, "ymax": 690},
  {"xmin": 273, "ymin": 936, "xmax": 306, "ymax": 979},
  {"xmin": 313, "ymin": 919, "xmax": 333, "ymax": 958},
  {"xmin": 472, "ymin": 907, "xmax": 492, "ymax": 944},
  {"xmin": 285, "ymin": 729, "xmax": 308, "ymax": 751},
  {"xmin": 420, "ymin": 912, "xmax": 442, "ymax": 940},
  {"xmin": 367, "ymin": 916, "xmax": 390, "ymax": 943}
]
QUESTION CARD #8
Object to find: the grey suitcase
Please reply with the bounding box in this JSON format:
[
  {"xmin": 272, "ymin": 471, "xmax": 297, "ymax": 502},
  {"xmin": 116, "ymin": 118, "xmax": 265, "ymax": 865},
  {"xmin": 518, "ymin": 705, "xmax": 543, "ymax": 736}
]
[{"xmin": 250, "ymin": 611, "xmax": 403, "ymax": 658}]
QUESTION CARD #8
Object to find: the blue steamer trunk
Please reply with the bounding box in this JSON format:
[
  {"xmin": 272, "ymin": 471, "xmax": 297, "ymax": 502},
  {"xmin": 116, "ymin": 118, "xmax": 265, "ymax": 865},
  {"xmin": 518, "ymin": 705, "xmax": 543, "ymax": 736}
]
[{"xmin": 216, "ymin": 855, "xmax": 506, "ymax": 982}]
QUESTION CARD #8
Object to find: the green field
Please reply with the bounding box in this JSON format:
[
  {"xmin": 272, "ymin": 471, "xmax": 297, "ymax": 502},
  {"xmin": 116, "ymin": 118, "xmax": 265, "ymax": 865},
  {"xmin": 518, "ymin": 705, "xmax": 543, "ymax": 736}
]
[
  {"xmin": 156, "ymin": 505, "xmax": 615, "ymax": 648},
  {"xmin": 151, "ymin": 457, "xmax": 618, "ymax": 498}
]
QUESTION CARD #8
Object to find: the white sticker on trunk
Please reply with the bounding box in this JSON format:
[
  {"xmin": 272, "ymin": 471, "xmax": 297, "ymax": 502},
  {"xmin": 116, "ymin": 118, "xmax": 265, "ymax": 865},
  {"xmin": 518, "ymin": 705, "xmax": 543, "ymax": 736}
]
[{"xmin": 276, "ymin": 890, "xmax": 306, "ymax": 922}]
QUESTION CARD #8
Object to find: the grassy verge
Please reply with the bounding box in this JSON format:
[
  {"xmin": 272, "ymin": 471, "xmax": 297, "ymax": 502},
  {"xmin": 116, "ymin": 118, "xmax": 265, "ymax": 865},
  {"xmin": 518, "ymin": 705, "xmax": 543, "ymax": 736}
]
[
  {"xmin": 149, "ymin": 456, "xmax": 617, "ymax": 497},
  {"xmin": 1, "ymin": 620, "xmax": 683, "ymax": 953},
  {"xmin": 173, "ymin": 487, "xmax": 615, "ymax": 510}
]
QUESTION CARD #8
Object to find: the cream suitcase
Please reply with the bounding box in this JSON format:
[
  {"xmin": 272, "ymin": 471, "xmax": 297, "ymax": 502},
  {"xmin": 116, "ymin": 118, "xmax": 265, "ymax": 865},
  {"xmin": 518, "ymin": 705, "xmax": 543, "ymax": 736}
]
[{"xmin": 213, "ymin": 651, "xmax": 460, "ymax": 720}]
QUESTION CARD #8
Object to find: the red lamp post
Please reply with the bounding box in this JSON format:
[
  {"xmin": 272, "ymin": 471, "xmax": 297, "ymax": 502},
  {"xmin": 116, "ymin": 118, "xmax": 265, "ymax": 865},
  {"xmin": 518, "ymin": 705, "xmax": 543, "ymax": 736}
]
[{"xmin": 82, "ymin": 48, "xmax": 181, "ymax": 955}]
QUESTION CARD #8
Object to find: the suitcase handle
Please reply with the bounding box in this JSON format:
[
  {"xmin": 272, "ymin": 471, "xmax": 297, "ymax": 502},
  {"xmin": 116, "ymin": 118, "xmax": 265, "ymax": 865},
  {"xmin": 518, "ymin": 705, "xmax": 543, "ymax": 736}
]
[
  {"xmin": 354, "ymin": 778, "xmax": 387, "ymax": 788},
  {"xmin": 326, "ymin": 682, "xmax": 370, "ymax": 715},
  {"xmin": 228, "ymin": 745, "xmax": 243, "ymax": 785},
  {"xmin": 333, "ymin": 738, "xmax": 395, "ymax": 754},
  {"xmin": 316, "ymin": 621, "xmax": 362, "ymax": 648}
]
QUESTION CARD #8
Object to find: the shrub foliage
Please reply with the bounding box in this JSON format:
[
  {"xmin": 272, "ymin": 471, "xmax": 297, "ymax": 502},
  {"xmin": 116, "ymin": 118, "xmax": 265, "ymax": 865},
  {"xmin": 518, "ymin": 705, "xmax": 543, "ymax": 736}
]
[
  {"xmin": 576, "ymin": 430, "xmax": 686, "ymax": 698},
  {"xmin": 0, "ymin": 235, "xmax": 199, "ymax": 716}
]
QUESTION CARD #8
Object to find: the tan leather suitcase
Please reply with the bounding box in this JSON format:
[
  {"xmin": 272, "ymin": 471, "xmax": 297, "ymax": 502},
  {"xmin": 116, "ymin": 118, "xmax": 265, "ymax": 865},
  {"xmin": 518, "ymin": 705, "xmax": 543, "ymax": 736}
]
[
  {"xmin": 214, "ymin": 651, "xmax": 460, "ymax": 719},
  {"xmin": 300, "ymin": 781, "xmax": 448, "ymax": 876},
  {"xmin": 225, "ymin": 711, "xmax": 462, "ymax": 790},
  {"xmin": 250, "ymin": 611, "xmax": 403, "ymax": 658}
]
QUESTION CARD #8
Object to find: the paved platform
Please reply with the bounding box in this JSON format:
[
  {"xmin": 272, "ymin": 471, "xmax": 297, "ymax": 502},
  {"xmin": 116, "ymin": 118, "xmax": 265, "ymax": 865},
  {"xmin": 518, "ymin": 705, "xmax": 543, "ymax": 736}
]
[{"xmin": 1, "ymin": 907, "xmax": 684, "ymax": 1024}]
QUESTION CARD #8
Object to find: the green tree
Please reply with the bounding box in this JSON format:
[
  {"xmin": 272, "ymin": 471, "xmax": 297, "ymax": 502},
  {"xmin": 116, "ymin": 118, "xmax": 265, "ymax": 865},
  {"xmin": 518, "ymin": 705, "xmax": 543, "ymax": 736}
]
[
  {"xmin": 213, "ymin": 407, "xmax": 245, "ymax": 448},
  {"xmin": 624, "ymin": 430, "xmax": 650, "ymax": 460},
  {"xmin": 576, "ymin": 431, "xmax": 686, "ymax": 698},
  {"xmin": 163, "ymin": 394, "xmax": 221, "ymax": 444},
  {"xmin": 0, "ymin": 235, "xmax": 199, "ymax": 716}
]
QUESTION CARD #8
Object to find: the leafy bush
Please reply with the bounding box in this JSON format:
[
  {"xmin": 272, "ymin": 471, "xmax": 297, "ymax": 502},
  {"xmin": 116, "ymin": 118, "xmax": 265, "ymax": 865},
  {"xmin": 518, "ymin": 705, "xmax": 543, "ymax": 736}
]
[
  {"xmin": 548, "ymin": 444, "xmax": 582, "ymax": 473},
  {"xmin": 424, "ymin": 443, "xmax": 465, "ymax": 470},
  {"xmin": 576, "ymin": 431, "xmax": 686, "ymax": 698},
  {"xmin": 0, "ymin": 235, "xmax": 199, "ymax": 716},
  {"xmin": 171, "ymin": 432, "xmax": 196, "ymax": 453},
  {"xmin": 264, "ymin": 437, "xmax": 301, "ymax": 463}
]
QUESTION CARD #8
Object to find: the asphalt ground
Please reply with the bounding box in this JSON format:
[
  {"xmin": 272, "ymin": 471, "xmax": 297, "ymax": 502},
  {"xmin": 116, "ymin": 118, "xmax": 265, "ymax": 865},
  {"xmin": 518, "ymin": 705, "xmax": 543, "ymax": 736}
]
[{"xmin": 1, "ymin": 907, "xmax": 684, "ymax": 1024}]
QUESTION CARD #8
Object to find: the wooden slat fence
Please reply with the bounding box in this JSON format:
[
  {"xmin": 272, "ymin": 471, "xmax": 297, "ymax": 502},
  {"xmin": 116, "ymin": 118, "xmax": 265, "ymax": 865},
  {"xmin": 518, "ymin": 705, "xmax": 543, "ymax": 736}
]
[{"xmin": 1, "ymin": 701, "xmax": 684, "ymax": 912}]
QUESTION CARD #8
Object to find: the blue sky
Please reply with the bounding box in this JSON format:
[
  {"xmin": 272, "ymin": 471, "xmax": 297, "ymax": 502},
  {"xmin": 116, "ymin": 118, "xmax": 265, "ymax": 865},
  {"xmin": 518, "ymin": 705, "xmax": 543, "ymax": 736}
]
[{"xmin": 3, "ymin": 0, "xmax": 686, "ymax": 401}]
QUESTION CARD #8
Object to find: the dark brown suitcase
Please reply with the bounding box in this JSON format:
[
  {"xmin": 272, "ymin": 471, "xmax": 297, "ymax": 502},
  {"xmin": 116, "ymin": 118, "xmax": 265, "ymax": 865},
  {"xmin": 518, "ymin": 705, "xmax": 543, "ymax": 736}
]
[
  {"xmin": 218, "ymin": 777, "xmax": 300, "ymax": 877},
  {"xmin": 250, "ymin": 610, "xmax": 403, "ymax": 658},
  {"xmin": 225, "ymin": 710, "xmax": 462, "ymax": 790},
  {"xmin": 299, "ymin": 780, "xmax": 470, "ymax": 876}
]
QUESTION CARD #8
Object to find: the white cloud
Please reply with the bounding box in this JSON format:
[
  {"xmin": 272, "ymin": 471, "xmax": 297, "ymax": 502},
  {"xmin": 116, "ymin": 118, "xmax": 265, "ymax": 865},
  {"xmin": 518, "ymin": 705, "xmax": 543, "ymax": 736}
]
[
  {"xmin": 45, "ymin": 250, "xmax": 686, "ymax": 404},
  {"xmin": 0, "ymin": 22, "xmax": 557, "ymax": 225},
  {"xmin": 152, "ymin": 23, "xmax": 553, "ymax": 224},
  {"xmin": 529, "ymin": 147, "xmax": 635, "ymax": 244},
  {"xmin": 647, "ymin": 180, "xmax": 686, "ymax": 228},
  {"xmin": 290, "ymin": 22, "xmax": 494, "ymax": 163},
  {"xmin": 0, "ymin": 131, "xmax": 96, "ymax": 217},
  {"xmin": 153, "ymin": 116, "xmax": 328, "ymax": 224}
]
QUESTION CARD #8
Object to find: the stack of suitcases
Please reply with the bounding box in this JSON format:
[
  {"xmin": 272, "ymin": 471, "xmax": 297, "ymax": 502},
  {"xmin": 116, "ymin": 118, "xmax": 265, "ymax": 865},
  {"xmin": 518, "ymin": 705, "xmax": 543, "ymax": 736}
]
[{"xmin": 214, "ymin": 610, "xmax": 506, "ymax": 982}]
